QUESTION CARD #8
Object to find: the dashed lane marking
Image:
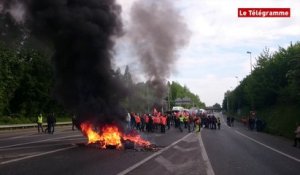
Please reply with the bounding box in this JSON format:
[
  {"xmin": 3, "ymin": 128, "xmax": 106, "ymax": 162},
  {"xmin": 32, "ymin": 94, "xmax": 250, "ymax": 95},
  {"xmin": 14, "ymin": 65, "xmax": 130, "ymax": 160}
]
[
  {"xmin": 0, "ymin": 145, "xmax": 76, "ymax": 165},
  {"xmin": 198, "ymin": 133, "xmax": 215, "ymax": 175},
  {"xmin": 235, "ymin": 130, "xmax": 300, "ymax": 162}
]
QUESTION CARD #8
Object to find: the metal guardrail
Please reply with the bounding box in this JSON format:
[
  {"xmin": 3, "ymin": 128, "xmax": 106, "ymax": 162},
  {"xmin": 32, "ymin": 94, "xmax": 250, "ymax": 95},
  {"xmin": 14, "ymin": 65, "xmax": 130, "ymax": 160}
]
[{"xmin": 0, "ymin": 121, "xmax": 72, "ymax": 130}]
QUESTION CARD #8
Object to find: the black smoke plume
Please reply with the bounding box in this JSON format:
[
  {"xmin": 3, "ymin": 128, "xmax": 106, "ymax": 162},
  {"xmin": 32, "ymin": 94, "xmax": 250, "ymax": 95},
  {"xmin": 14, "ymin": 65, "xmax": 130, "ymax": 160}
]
[
  {"xmin": 128, "ymin": 0, "xmax": 190, "ymax": 98},
  {"xmin": 1, "ymin": 0, "xmax": 126, "ymax": 123}
]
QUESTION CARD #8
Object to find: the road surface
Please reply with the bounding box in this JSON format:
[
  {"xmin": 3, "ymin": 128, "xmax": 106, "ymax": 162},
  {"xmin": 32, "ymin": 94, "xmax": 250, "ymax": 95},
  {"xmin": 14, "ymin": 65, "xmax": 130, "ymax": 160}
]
[{"xmin": 0, "ymin": 113, "xmax": 299, "ymax": 175}]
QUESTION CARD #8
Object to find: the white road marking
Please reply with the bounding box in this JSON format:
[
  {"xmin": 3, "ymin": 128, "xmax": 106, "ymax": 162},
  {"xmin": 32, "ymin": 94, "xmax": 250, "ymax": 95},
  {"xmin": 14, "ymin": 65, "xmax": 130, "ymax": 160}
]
[
  {"xmin": 235, "ymin": 130, "xmax": 300, "ymax": 162},
  {"xmin": 155, "ymin": 156, "xmax": 175, "ymax": 172},
  {"xmin": 0, "ymin": 134, "xmax": 82, "ymax": 149},
  {"xmin": 5, "ymin": 135, "xmax": 37, "ymax": 140},
  {"xmin": 1, "ymin": 130, "xmax": 80, "ymax": 140},
  {"xmin": 0, "ymin": 134, "xmax": 40, "ymax": 141},
  {"xmin": 116, "ymin": 133, "xmax": 192, "ymax": 175},
  {"xmin": 198, "ymin": 133, "xmax": 215, "ymax": 175},
  {"xmin": 155, "ymin": 155, "xmax": 195, "ymax": 173},
  {"xmin": 173, "ymin": 145, "xmax": 198, "ymax": 152},
  {"xmin": 0, "ymin": 146, "xmax": 76, "ymax": 165},
  {"xmin": 0, "ymin": 140, "xmax": 84, "ymax": 151}
]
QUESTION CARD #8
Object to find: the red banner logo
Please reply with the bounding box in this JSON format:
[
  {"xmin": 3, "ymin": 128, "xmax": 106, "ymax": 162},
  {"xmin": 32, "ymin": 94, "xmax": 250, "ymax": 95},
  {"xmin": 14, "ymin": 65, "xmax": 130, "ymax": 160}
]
[{"xmin": 238, "ymin": 8, "xmax": 290, "ymax": 18}]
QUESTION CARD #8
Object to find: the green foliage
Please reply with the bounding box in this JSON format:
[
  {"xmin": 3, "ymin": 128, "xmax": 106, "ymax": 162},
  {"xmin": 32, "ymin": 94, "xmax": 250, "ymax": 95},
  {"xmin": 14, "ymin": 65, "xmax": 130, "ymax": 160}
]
[
  {"xmin": 0, "ymin": 42, "xmax": 23, "ymax": 115},
  {"xmin": 213, "ymin": 103, "xmax": 221, "ymax": 110},
  {"xmin": 0, "ymin": 41, "xmax": 205, "ymax": 123},
  {"xmin": 259, "ymin": 104, "xmax": 300, "ymax": 139},
  {"xmin": 226, "ymin": 42, "xmax": 300, "ymax": 112},
  {"xmin": 224, "ymin": 42, "xmax": 300, "ymax": 138},
  {"xmin": 8, "ymin": 48, "xmax": 56, "ymax": 116},
  {"xmin": 169, "ymin": 81, "xmax": 205, "ymax": 108},
  {"xmin": 0, "ymin": 41, "xmax": 63, "ymax": 122},
  {"xmin": 0, "ymin": 116, "xmax": 35, "ymax": 125},
  {"xmin": 119, "ymin": 69, "xmax": 205, "ymax": 113}
]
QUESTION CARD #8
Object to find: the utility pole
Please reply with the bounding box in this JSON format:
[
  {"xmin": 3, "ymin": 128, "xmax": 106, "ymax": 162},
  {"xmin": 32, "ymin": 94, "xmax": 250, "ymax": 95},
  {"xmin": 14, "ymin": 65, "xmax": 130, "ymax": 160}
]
[{"xmin": 168, "ymin": 86, "xmax": 170, "ymax": 111}]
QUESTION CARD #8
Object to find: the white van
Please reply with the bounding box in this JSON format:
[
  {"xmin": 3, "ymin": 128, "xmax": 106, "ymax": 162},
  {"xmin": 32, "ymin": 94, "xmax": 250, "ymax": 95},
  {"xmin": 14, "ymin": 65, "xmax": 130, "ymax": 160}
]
[{"xmin": 172, "ymin": 106, "xmax": 184, "ymax": 112}]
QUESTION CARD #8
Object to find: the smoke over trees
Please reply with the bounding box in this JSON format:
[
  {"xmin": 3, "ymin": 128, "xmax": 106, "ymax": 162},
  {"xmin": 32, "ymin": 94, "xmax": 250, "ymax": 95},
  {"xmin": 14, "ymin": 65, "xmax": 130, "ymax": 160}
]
[
  {"xmin": 0, "ymin": 0, "xmax": 199, "ymax": 124},
  {"xmin": 1, "ymin": 0, "xmax": 127, "ymax": 123},
  {"xmin": 127, "ymin": 0, "xmax": 191, "ymax": 99}
]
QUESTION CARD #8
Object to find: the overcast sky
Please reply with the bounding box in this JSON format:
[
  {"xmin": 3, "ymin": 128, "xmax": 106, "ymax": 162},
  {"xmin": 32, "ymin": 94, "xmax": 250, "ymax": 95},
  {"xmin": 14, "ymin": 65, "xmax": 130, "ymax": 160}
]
[{"xmin": 116, "ymin": 0, "xmax": 300, "ymax": 106}]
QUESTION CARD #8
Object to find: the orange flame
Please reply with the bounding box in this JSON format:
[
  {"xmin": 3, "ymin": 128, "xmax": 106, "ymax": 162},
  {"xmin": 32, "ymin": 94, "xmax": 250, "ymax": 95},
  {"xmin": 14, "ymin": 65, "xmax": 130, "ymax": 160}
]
[
  {"xmin": 100, "ymin": 125, "xmax": 122, "ymax": 149},
  {"xmin": 122, "ymin": 134, "xmax": 151, "ymax": 146},
  {"xmin": 80, "ymin": 122, "xmax": 151, "ymax": 149},
  {"xmin": 80, "ymin": 123, "xmax": 101, "ymax": 144}
]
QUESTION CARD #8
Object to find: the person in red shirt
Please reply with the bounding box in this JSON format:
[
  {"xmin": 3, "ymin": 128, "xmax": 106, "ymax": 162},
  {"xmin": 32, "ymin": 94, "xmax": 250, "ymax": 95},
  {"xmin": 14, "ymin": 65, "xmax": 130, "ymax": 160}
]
[
  {"xmin": 134, "ymin": 114, "xmax": 141, "ymax": 131},
  {"xmin": 160, "ymin": 115, "xmax": 167, "ymax": 133}
]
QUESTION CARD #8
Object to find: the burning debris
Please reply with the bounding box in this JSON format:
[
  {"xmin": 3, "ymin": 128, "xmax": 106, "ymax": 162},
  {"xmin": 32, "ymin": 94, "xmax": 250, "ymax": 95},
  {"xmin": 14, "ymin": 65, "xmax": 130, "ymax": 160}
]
[
  {"xmin": 1, "ymin": 1, "xmax": 189, "ymax": 146},
  {"xmin": 81, "ymin": 123, "xmax": 123, "ymax": 149},
  {"xmin": 80, "ymin": 122, "xmax": 159, "ymax": 151}
]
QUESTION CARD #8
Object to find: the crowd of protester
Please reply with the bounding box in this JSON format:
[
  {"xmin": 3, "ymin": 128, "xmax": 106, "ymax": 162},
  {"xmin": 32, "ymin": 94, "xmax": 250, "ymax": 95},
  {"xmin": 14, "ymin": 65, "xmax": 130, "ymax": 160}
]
[{"xmin": 127, "ymin": 109, "xmax": 222, "ymax": 133}]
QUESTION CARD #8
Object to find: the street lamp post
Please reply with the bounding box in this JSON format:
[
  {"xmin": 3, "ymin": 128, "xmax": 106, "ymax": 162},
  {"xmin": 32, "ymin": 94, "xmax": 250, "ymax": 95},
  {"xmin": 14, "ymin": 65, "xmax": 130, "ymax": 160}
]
[{"xmin": 247, "ymin": 51, "xmax": 252, "ymax": 73}]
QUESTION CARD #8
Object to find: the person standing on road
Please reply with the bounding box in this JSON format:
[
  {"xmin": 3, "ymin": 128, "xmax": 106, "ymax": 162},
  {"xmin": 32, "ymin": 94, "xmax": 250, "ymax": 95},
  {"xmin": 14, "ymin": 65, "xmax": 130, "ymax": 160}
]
[
  {"xmin": 179, "ymin": 112, "xmax": 184, "ymax": 132},
  {"xmin": 47, "ymin": 113, "xmax": 56, "ymax": 134},
  {"xmin": 212, "ymin": 115, "xmax": 217, "ymax": 129},
  {"xmin": 230, "ymin": 117, "xmax": 235, "ymax": 127},
  {"xmin": 134, "ymin": 113, "xmax": 141, "ymax": 131},
  {"xmin": 148, "ymin": 114, "xmax": 153, "ymax": 132},
  {"xmin": 166, "ymin": 113, "xmax": 171, "ymax": 130},
  {"xmin": 293, "ymin": 123, "xmax": 300, "ymax": 147},
  {"xmin": 195, "ymin": 116, "xmax": 201, "ymax": 132},
  {"xmin": 72, "ymin": 114, "xmax": 77, "ymax": 131},
  {"xmin": 160, "ymin": 115, "xmax": 167, "ymax": 133},
  {"xmin": 217, "ymin": 117, "xmax": 221, "ymax": 129},
  {"xmin": 130, "ymin": 112, "xmax": 136, "ymax": 129},
  {"xmin": 37, "ymin": 113, "xmax": 44, "ymax": 133}
]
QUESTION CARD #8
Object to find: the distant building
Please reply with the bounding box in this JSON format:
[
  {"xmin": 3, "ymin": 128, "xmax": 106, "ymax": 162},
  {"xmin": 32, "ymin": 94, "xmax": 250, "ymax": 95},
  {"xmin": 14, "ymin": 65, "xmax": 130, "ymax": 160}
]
[{"xmin": 175, "ymin": 97, "xmax": 192, "ymax": 106}]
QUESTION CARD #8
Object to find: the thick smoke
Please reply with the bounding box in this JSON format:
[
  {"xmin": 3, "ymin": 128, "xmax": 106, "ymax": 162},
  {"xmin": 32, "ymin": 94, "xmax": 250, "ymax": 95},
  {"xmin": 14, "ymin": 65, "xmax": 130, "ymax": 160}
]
[
  {"xmin": 0, "ymin": 0, "xmax": 25, "ymax": 24},
  {"xmin": 128, "ymin": 0, "xmax": 190, "ymax": 98},
  {"xmin": 1, "ymin": 0, "xmax": 126, "ymax": 123}
]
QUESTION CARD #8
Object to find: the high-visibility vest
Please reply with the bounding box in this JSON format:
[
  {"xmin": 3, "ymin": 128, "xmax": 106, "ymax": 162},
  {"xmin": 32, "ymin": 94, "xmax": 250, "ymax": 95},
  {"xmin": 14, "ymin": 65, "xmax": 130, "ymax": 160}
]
[
  {"xmin": 157, "ymin": 117, "xmax": 161, "ymax": 124},
  {"xmin": 152, "ymin": 117, "xmax": 156, "ymax": 124},
  {"xmin": 135, "ymin": 115, "xmax": 141, "ymax": 123},
  {"xmin": 37, "ymin": 115, "xmax": 43, "ymax": 123},
  {"xmin": 179, "ymin": 116, "xmax": 184, "ymax": 122},
  {"xmin": 154, "ymin": 117, "xmax": 160, "ymax": 124},
  {"xmin": 161, "ymin": 117, "xmax": 167, "ymax": 125},
  {"xmin": 183, "ymin": 116, "xmax": 188, "ymax": 122}
]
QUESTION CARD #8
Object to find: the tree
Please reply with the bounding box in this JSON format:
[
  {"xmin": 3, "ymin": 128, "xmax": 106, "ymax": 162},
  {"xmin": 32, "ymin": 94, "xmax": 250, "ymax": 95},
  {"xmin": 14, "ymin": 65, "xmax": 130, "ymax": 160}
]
[
  {"xmin": 169, "ymin": 81, "xmax": 205, "ymax": 108},
  {"xmin": 0, "ymin": 41, "xmax": 62, "ymax": 118},
  {"xmin": 223, "ymin": 41, "xmax": 300, "ymax": 114},
  {"xmin": 0, "ymin": 42, "xmax": 23, "ymax": 115}
]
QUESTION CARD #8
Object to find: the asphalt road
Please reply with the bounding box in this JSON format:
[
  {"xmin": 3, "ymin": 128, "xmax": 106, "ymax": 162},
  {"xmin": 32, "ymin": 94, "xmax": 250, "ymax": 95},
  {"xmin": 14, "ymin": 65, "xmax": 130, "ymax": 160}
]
[
  {"xmin": 0, "ymin": 113, "xmax": 299, "ymax": 175},
  {"xmin": 202, "ymin": 113, "xmax": 300, "ymax": 175}
]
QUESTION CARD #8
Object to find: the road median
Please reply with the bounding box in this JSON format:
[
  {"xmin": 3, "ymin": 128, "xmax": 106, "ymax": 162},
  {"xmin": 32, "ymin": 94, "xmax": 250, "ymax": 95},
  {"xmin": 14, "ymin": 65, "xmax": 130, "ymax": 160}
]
[{"xmin": 0, "ymin": 122, "xmax": 72, "ymax": 130}]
